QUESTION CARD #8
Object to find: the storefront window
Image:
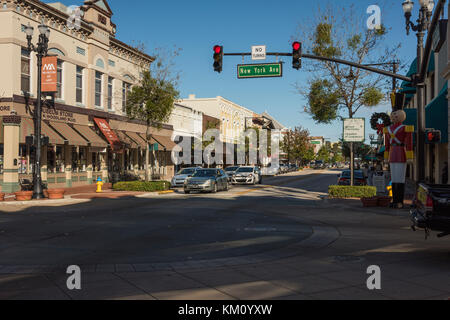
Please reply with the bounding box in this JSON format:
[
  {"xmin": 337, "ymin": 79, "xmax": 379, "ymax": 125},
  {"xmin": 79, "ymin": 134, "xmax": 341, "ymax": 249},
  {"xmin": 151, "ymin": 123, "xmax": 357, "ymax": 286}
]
[
  {"xmin": 55, "ymin": 146, "xmax": 65, "ymax": 173},
  {"xmin": 72, "ymin": 147, "xmax": 87, "ymax": 172},
  {"xmin": 0, "ymin": 144, "xmax": 4, "ymax": 174},
  {"xmin": 18, "ymin": 145, "xmax": 28, "ymax": 174},
  {"xmin": 47, "ymin": 147, "xmax": 55, "ymax": 173}
]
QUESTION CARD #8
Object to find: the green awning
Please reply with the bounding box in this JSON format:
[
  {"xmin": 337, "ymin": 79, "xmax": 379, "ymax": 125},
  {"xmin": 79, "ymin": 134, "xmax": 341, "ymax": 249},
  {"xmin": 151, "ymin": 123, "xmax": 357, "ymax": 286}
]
[{"xmin": 404, "ymin": 82, "xmax": 448, "ymax": 143}]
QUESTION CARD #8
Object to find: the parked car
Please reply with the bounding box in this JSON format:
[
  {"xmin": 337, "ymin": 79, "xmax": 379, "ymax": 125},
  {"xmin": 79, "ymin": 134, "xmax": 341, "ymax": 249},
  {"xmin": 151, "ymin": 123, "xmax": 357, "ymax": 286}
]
[
  {"xmin": 411, "ymin": 183, "xmax": 450, "ymax": 238},
  {"xmin": 279, "ymin": 164, "xmax": 289, "ymax": 174},
  {"xmin": 224, "ymin": 166, "xmax": 240, "ymax": 182},
  {"xmin": 184, "ymin": 168, "xmax": 229, "ymax": 194},
  {"xmin": 337, "ymin": 170, "xmax": 367, "ymax": 186},
  {"xmin": 171, "ymin": 167, "xmax": 201, "ymax": 188},
  {"xmin": 232, "ymin": 166, "xmax": 262, "ymax": 185}
]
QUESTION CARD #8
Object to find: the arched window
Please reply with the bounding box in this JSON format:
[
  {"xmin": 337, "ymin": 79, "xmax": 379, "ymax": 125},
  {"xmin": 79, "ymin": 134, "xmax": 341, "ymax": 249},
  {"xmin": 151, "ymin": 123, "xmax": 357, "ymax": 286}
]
[
  {"xmin": 48, "ymin": 48, "xmax": 65, "ymax": 56},
  {"xmin": 96, "ymin": 58, "xmax": 105, "ymax": 69},
  {"xmin": 123, "ymin": 74, "xmax": 133, "ymax": 82}
]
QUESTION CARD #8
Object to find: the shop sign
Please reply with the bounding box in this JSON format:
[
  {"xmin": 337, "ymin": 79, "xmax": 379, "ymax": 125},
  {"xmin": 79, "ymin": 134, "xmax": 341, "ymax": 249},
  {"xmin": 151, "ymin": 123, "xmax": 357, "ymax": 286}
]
[{"xmin": 42, "ymin": 107, "xmax": 76, "ymax": 123}]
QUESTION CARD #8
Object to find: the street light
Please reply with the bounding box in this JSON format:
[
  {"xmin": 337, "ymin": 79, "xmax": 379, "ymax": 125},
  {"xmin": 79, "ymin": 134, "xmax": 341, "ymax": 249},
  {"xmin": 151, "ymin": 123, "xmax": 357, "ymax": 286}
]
[
  {"xmin": 25, "ymin": 22, "xmax": 50, "ymax": 199},
  {"xmin": 402, "ymin": 0, "xmax": 434, "ymax": 183}
]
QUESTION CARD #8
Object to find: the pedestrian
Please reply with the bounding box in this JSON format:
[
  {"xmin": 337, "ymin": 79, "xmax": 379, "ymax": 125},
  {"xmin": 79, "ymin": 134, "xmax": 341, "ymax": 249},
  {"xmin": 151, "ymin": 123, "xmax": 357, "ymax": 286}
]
[{"xmin": 443, "ymin": 161, "xmax": 448, "ymax": 185}]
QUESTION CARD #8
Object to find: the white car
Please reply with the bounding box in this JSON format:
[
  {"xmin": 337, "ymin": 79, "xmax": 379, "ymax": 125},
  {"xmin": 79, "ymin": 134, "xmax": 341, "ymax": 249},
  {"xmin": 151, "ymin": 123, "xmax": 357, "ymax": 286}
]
[
  {"xmin": 171, "ymin": 167, "xmax": 201, "ymax": 188},
  {"xmin": 232, "ymin": 166, "xmax": 262, "ymax": 185}
]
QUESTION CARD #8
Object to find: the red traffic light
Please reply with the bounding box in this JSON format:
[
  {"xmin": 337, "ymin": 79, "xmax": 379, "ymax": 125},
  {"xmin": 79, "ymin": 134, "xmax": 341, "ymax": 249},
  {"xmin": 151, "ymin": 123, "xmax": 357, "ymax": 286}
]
[
  {"xmin": 214, "ymin": 45, "xmax": 222, "ymax": 54},
  {"xmin": 428, "ymin": 132, "xmax": 434, "ymax": 141},
  {"xmin": 292, "ymin": 42, "xmax": 301, "ymax": 51}
]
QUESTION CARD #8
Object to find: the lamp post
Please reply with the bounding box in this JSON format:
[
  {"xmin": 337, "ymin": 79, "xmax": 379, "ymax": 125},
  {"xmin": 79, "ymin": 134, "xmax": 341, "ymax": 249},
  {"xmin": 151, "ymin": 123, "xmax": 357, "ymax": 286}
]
[
  {"xmin": 402, "ymin": 0, "xmax": 434, "ymax": 183},
  {"xmin": 25, "ymin": 23, "xmax": 50, "ymax": 199}
]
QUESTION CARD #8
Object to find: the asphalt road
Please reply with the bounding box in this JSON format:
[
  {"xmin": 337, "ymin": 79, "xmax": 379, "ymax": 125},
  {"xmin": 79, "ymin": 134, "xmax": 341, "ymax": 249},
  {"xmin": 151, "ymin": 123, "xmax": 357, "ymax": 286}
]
[{"xmin": 0, "ymin": 169, "xmax": 449, "ymax": 300}]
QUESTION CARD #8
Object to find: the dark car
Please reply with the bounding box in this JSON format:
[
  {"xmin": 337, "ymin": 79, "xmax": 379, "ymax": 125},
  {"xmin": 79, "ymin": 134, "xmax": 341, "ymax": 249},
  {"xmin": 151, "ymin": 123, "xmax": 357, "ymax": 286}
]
[{"xmin": 337, "ymin": 170, "xmax": 367, "ymax": 186}]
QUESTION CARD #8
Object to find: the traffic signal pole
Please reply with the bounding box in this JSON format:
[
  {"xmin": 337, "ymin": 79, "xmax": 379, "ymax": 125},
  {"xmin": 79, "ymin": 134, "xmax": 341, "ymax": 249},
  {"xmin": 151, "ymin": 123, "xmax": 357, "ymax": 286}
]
[{"xmin": 221, "ymin": 52, "xmax": 412, "ymax": 83}]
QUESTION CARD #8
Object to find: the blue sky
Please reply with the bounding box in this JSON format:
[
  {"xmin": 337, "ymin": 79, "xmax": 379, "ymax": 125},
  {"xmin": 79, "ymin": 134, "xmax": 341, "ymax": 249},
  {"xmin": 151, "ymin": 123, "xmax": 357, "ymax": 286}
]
[{"xmin": 48, "ymin": 0, "xmax": 421, "ymax": 142}]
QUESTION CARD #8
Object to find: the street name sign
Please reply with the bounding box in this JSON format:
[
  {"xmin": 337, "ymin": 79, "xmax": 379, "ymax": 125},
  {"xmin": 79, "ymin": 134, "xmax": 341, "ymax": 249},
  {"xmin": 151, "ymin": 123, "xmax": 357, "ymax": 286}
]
[
  {"xmin": 343, "ymin": 118, "xmax": 365, "ymax": 142},
  {"xmin": 252, "ymin": 45, "xmax": 266, "ymax": 60},
  {"xmin": 237, "ymin": 63, "xmax": 283, "ymax": 79}
]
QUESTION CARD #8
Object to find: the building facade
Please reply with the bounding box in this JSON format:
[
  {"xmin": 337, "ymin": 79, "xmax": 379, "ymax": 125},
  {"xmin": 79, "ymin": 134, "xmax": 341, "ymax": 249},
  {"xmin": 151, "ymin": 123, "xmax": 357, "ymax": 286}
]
[{"xmin": 0, "ymin": 0, "xmax": 176, "ymax": 192}]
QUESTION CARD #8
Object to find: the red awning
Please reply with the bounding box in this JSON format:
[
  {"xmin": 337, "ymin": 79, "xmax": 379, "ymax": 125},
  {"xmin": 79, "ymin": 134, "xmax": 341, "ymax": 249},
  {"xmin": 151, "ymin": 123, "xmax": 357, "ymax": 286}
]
[{"xmin": 94, "ymin": 118, "xmax": 122, "ymax": 152}]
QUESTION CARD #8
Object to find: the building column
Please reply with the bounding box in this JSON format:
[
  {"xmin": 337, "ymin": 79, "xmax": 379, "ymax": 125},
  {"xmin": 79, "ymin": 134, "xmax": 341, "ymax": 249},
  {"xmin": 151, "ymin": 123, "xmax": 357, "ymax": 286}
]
[
  {"xmin": 87, "ymin": 148, "xmax": 93, "ymax": 184},
  {"xmin": 2, "ymin": 114, "xmax": 21, "ymax": 193},
  {"xmin": 64, "ymin": 145, "xmax": 72, "ymax": 188},
  {"xmin": 41, "ymin": 145, "xmax": 48, "ymax": 183},
  {"xmin": 101, "ymin": 152, "xmax": 108, "ymax": 183}
]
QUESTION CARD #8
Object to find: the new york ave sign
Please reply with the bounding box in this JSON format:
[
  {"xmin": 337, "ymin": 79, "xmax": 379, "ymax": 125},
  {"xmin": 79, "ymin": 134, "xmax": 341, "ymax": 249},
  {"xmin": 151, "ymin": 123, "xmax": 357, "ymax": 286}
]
[{"xmin": 237, "ymin": 63, "xmax": 283, "ymax": 79}]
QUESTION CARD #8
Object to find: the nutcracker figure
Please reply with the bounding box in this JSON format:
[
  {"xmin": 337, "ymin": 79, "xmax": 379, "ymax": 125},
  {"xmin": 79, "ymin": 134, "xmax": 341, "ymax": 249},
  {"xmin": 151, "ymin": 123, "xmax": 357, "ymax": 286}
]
[{"xmin": 384, "ymin": 108, "xmax": 414, "ymax": 209}]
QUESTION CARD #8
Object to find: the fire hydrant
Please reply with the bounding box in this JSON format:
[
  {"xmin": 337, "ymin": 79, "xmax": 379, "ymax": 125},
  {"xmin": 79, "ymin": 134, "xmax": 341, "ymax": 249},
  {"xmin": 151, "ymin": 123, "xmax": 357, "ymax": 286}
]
[
  {"xmin": 96, "ymin": 177, "xmax": 103, "ymax": 193},
  {"xmin": 387, "ymin": 182, "xmax": 393, "ymax": 198}
]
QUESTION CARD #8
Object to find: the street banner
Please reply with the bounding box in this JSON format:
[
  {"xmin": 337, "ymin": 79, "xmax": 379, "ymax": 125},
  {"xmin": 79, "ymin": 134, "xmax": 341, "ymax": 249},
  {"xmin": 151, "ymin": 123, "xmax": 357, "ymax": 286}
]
[{"xmin": 41, "ymin": 56, "xmax": 57, "ymax": 93}]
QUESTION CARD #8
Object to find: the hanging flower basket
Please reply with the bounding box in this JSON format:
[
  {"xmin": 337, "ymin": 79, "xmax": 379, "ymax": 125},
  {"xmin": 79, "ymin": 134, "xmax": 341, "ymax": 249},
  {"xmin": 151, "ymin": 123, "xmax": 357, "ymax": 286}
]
[
  {"xmin": 361, "ymin": 197, "xmax": 379, "ymax": 207},
  {"xmin": 15, "ymin": 191, "xmax": 33, "ymax": 201},
  {"xmin": 0, "ymin": 193, "xmax": 5, "ymax": 202},
  {"xmin": 47, "ymin": 189, "xmax": 65, "ymax": 200}
]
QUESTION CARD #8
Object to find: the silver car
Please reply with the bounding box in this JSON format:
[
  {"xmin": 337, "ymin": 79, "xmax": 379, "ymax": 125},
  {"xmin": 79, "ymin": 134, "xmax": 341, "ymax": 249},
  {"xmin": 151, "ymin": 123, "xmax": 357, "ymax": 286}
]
[
  {"xmin": 224, "ymin": 166, "xmax": 240, "ymax": 182},
  {"xmin": 171, "ymin": 167, "xmax": 201, "ymax": 188},
  {"xmin": 184, "ymin": 169, "xmax": 229, "ymax": 194},
  {"xmin": 232, "ymin": 166, "xmax": 262, "ymax": 185}
]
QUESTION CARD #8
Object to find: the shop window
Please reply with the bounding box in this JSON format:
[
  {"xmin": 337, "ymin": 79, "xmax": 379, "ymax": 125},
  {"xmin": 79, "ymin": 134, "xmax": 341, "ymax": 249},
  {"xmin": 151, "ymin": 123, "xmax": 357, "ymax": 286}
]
[
  {"xmin": 107, "ymin": 77, "xmax": 113, "ymax": 111},
  {"xmin": 72, "ymin": 147, "xmax": 87, "ymax": 172},
  {"xmin": 0, "ymin": 144, "xmax": 3, "ymax": 174},
  {"xmin": 76, "ymin": 66, "xmax": 83, "ymax": 104},
  {"xmin": 55, "ymin": 146, "xmax": 65, "ymax": 173},
  {"xmin": 95, "ymin": 71, "xmax": 102, "ymax": 107},
  {"xmin": 21, "ymin": 48, "xmax": 31, "ymax": 93}
]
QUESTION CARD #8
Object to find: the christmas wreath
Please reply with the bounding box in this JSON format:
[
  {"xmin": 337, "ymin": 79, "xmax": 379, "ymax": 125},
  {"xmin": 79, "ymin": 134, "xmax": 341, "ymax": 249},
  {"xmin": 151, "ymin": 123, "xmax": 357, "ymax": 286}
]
[{"xmin": 370, "ymin": 113, "xmax": 391, "ymax": 135}]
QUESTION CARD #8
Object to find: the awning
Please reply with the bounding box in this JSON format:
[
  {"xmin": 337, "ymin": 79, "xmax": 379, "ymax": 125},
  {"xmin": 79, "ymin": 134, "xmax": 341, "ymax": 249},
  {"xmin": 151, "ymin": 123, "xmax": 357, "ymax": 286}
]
[
  {"xmin": 19, "ymin": 117, "xmax": 65, "ymax": 145},
  {"xmin": 404, "ymin": 82, "xmax": 448, "ymax": 143},
  {"xmin": 49, "ymin": 121, "xmax": 88, "ymax": 146},
  {"xmin": 125, "ymin": 131, "xmax": 147, "ymax": 148},
  {"xmin": 72, "ymin": 124, "xmax": 108, "ymax": 148},
  {"xmin": 115, "ymin": 130, "xmax": 138, "ymax": 149},
  {"xmin": 94, "ymin": 118, "xmax": 122, "ymax": 151},
  {"xmin": 151, "ymin": 134, "xmax": 177, "ymax": 151}
]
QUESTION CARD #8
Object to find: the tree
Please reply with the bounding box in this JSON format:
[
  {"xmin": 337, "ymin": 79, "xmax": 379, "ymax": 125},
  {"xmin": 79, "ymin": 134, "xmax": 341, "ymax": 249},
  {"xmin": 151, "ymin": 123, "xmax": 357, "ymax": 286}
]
[
  {"xmin": 126, "ymin": 48, "xmax": 180, "ymax": 181},
  {"xmin": 296, "ymin": 3, "xmax": 401, "ymax": 123},
  {"xmin": 281, "ymin": 127, "xmax": 313, "ymax": 166},
  {"xmin": 317, "ymin": 145, "xmax": 331, "ymax": 163}
]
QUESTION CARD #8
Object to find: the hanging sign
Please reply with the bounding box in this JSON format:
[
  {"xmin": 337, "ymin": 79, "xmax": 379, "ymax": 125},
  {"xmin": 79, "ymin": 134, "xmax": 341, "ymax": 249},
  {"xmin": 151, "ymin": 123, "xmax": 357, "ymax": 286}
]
[{"xmin": 41, "ymin": 56, "xmax": 58, "ymax": 93}]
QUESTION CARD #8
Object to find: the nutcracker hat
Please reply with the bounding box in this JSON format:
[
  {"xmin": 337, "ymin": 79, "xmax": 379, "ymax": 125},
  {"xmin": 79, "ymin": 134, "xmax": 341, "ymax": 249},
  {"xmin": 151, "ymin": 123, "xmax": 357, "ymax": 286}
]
[{"xmin": 392, "ymin": 92, "xmax": 406, "ymax": 112}]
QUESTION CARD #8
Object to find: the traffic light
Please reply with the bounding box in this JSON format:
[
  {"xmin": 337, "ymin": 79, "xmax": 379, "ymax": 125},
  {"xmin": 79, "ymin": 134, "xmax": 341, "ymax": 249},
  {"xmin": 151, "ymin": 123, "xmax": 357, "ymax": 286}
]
[
  {"xmin": 425, "ymin": 130, "xmax": 441, "ymax": 144},
  {"xmin": 292, "ymin": 42, "xmax": 302, "ymax": 70},
  {"xmin": 213, "ymin": 45, "xmax": 223, "ymax": 73}
]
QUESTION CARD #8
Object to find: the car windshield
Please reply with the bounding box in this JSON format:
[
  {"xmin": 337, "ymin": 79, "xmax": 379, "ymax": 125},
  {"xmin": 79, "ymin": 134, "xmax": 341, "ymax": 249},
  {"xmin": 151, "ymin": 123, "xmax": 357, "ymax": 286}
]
[
  {"xmin": 178, "ymin": 169, "xmax": 196, "ymax": 175},
  {"xmin": 225, "ymin": 167, "xmax": 239, "ymax": 171},
  {"xmin": 192, "ymin": 170, "xmax": 216, "ymax": 178},
  {"xmin": 341, "ymin": 171, "xmax": 364, "ymax": 178},
  {"xmin": 237, "ymin": 167, "xmax": 254, "ymax": 173}
]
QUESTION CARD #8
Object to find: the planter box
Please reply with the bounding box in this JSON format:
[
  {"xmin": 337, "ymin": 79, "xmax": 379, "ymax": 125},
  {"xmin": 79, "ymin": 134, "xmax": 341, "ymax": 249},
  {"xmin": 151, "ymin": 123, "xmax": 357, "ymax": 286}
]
[
  {"xmin": 377, "ymin": 196, "xmax": 392, "ymax": 207},
  {"xmin": 361, "ymin": 197, "xmax": 378, "ymax": 207},
  {"xmin": 47, "ymin": 189, "xmax": 65, "ymax": 200},
  {"xmin": 0, "ymin": 193, "xmax": 5, "ymax": 202},
  {"xmin": 15, "ymin": 191, "xmax": 33, "ymax": 201}
]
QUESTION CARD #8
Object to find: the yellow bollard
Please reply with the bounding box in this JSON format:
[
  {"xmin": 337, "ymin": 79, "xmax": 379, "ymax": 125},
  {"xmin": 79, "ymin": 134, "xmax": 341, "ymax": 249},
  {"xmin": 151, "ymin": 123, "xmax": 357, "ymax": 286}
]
[{"xmin": 96, "ymin": 178, "xmax": 103, "ymax": 193}]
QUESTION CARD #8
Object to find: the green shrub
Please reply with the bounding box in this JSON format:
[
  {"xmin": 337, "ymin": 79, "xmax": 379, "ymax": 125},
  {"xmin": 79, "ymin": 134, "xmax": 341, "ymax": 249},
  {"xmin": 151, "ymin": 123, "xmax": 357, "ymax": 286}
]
[
  {"xmin": 328, "ymin": 185, "xmax": 377, "ymax": 199},
  {"xmin": 113, "ymin": 181, "xmax": 171, "ymax": 192}
]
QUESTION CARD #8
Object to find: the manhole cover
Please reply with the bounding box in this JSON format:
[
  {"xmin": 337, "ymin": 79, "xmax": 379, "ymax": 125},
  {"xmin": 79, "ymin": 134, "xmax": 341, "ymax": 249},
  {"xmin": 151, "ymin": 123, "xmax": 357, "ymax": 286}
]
[{"xmin": 334, "ymin": 255, "xmax": 365, "ymax": 263}]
